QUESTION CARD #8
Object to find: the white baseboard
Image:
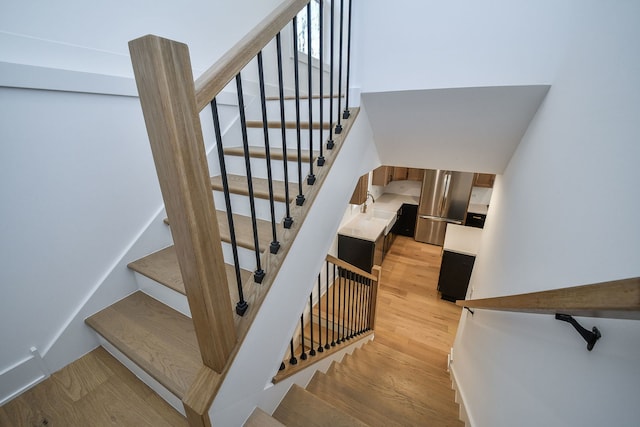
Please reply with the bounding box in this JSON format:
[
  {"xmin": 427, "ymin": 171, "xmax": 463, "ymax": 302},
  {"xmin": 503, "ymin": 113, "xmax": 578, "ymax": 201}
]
[
  {"xmin": 0, "ymin": 347, "xmax": 49, "ymax": 405},
  {"xmin": 450, "ymin": 363, "xmax": 474, "ymax": 427}
]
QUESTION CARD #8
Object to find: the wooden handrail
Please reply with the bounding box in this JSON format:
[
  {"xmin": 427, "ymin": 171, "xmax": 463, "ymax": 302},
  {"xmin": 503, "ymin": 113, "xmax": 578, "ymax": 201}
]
[
  {"xmin": 457, "ymin": 277, "xmax": 640, "ymax": 320},
  {"xmin": 326, "ymin": 254, "xmax": 379, "ymax": 281},
  {"xmin": 194, "ymin": 0, "xmax": 309, "ymax": 111}
]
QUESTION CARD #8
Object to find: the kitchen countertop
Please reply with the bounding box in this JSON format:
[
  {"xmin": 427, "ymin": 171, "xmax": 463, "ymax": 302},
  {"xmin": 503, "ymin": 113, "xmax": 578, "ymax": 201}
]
[
  {"xmin": 338, "ymin": 193, "xmax": 419, "ymax": 242},
  {"xmin": 443, "ymin": 224, "xmax": 483, "ymax": 256}
]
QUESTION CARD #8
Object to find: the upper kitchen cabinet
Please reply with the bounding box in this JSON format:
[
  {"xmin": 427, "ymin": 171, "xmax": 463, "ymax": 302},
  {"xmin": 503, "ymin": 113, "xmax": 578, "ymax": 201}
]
[
  {"xmin": 373, "ymin": 165, "xmax": 424, "ymax": 185},
  {"xmin": 473, "ymin": 173, "xmax": 495, "ymax": 188},
  {"xmin": 372, "ymin": 166, "xmax": 393, "ymax": 186},
  {"xmin": 393, "ymin": 167, "xmax": 408, "ymax": 181},
  {"xmin": 350, "ymin": 173, "xmax": 370, "ymax": 205}
]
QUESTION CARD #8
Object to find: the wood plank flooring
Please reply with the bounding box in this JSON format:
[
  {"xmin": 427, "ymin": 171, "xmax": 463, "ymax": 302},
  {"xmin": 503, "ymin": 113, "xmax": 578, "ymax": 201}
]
[
  {"xmin": 375, "ymin": 236, "xmax": 462, "ymax": 368},
  {"xmin": 0, "ymin": 347, "xmax": 187, "ymax": 427}
]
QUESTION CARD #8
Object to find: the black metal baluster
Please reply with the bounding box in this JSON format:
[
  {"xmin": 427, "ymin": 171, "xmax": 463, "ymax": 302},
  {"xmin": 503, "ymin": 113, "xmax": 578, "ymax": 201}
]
[
  {"xmin": 300, "ymin": 314, "xmax": 307, "ymax": 360},
  {"xmin": 317, "ymin": 0, "xmax": 325, "ymax": 166},
  {"xmin": 335, "ymin": 0, "xmax": 345, "ymax": 134},
  {"xmin": 363, "ymin": 279, "xmax": 368, "ymax": 332},
  {"xmin": 347, "ymin": 271, "xmax": 354, "ymax": 339},
  {"xmin": 257, "ymin": 52, "xmax": 280, "ymax": 255},
  {"xmin": 360, "ymin": 277, "xmax": 366, "ymax": 333},
  {"xmin": 326, "ymin": 0, "xmax": 335, "ymax": 149},
  {"xmin": 292, "ymin": 17, "xmax": 305, "ymax": 206},
  {"xmin": 325, "ymin": 261, "xmax": 330, "ymax": 350},
  {"xmin": 306, "ymin": 3, "xmax": 316, "ymax": 185},
  {"xmin": 342, "ymin": 0, "xmax": 353, "ymax": 119},
  {"xmin": 353, "ymin": 274, "xmax": 360, "ymax": 336},
  {"xmin": 341, "ymin": 269, "xmax": 347, "ymax": 342},
  {"xmin": 358, "ymin": 276, "xmax": 364, "ymax": 335},
  {"xmin": 368, "ymin": 278, "xmax": 373, "ymax": 330},
  {"xmin": 331, "ymin": 263, "xmax": 337, "ymax": 346},
  {"xmin": 317, "ymin": 274, "xmax": 324, "ymax": 352},
  {"xmin": 211, "ymin": 98, "xmax": 248, "ymax": 316},
  {"xmin": 367, "ymin": 278, "xmax": 373, "ymax": 329},
  {"xmin": 309, "ymin": 294, "xmax": 316, "ymax": 356},
  {"xmin": 289, "ymin": 339, "xmax": 298, "ymax": 366},
  {"xmin": 235, "ymin": 74, "xmax": 265, "ymax": 283},
  {"xmin": 276, "ymin": 33, "xmax": 293, "ymax": 228}
]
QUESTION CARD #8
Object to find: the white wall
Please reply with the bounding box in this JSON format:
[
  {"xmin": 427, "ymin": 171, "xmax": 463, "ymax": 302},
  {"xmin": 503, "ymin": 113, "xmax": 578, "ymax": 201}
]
[
  {"xmin": 0, "ymin": 0, "xmax": 284, "ymax": 78},
  {"xmin": 452, "ymin": 1, "xmax": 640, "ymax": 426},
  {"xmin": 351, "ymin": 0, "xmax": 579, "ymax": 93}
]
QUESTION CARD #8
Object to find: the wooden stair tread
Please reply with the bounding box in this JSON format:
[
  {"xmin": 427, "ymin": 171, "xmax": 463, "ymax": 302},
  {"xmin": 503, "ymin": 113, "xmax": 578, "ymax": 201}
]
[
  {"xmin": 245, "ymin": 408, "xmax": 286, "ymax": 427},
  {"xmin": 85, "ymin": 291, "xmax": 204, "ymax": 399},
  {"xmin": 338, "ymin": 353, "xmax": 459, "ymax": 416},
  {"xmin": 211, "ymin": 174, "xmax": 291, "ymax": 203},
  {"xmin": 164, "ymin": 210, "xmax": 272, "ymax": 252},
  {"xmin": 273, "ymin": 384, "xmax": 368, "ymax": 427},
  {"xmin": 364, "ymin": 341, "xmax": 450, "ymax": 374},
  {"xmin": 246, "ymin": 120, "xmax": 330, "ymax": 130},
  {"xmin": 128, "ymin": 246, "xmax": 251, "ymax": 300},
  {"xmin": 217, "ymin": 209, "xmax": 273, "ymax": 252},
  {"xmin": 306, "ymin": 371, "xmax": 402, "ymax": 427},
  {"xmin": 321, "ymin": 364, "xmax": 460, "ymax": 427},
  {"xmin": 349, "ymin": 348, "xmax": 452, "ymax": 391},
  {"xmin": 223, "ymin": 146, "xmax": 317, "ymax": 162}
]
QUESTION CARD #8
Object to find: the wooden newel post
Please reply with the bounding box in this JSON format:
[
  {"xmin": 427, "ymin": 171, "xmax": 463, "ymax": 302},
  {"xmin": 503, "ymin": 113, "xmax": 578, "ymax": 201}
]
[
  {"xmin": 129, "ymin": 35, "xmax": 236, "ymax": 373},
  {"xmin": 370, "ymin": 265, "xmax": 382, "ymax": 330}
]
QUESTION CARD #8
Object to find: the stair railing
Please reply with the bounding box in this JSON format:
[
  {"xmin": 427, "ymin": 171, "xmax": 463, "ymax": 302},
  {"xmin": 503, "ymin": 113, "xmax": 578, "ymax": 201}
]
[
  {"xmin": 274, "ymin": 255, "xmax": 381, "ymax": 383},
  {"xmin": 458, "ymin": 277, "xmax": 640, "ymax": 351},
  {"xmin": 129, "ymin": 0, "xmax": 356, "ymax": 423}
]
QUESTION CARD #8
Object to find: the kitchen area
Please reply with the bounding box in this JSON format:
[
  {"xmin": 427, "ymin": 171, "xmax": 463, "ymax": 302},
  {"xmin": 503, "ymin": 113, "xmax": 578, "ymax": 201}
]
[{"xmin": 336, "ymin": 166, "xmax": 494, "ymax": 302}]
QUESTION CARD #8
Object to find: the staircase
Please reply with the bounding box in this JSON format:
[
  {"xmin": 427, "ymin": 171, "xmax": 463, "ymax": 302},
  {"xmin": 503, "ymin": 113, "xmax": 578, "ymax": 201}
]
[
  {"xmin": 84, "ymin": 94, "xmax": 339, "ymax": 415},
  {"xmin": 253, "ymin": 340, "xmax": 464, "ymax": 427}
]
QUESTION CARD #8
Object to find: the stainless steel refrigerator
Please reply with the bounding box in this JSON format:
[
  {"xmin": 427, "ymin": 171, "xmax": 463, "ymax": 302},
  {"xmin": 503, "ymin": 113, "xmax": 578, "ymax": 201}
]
[{"xmin": 414, "ymin": 169, "xmax": 474, "ymax": 246}]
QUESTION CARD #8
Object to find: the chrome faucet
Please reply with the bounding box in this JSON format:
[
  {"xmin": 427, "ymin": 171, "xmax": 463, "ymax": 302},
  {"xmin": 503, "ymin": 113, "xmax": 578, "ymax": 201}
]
[{"xmin": 361, "ymin": 191, "xmax": 376, "ymax": 213}]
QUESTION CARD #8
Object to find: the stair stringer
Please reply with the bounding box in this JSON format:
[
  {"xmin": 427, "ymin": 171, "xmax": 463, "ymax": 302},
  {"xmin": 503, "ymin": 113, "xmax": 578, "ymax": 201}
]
[{"xmin": 208, "ymin": 104, "xmax": 380, "ymax": 426}]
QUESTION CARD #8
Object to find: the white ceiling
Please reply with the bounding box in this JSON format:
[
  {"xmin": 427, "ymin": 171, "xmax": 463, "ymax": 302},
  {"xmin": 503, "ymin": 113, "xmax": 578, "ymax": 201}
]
[{"xmin": 362, "ymin": 85, "xmax": 550, "ymax": 174}]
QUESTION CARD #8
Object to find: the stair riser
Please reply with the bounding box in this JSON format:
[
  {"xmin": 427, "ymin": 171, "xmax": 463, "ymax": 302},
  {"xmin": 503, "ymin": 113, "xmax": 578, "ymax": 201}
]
[
  {"xmin": 135, "ymin": 274, "xmax": 191, "ymax": 318},
  {"xmin": 96, "ymin": 337, "xmax": 185, "ymax": 417},
  {"xmin": 213, "ymin": 191, "xmax": 288, "ymax": 225},
  {"xmin": 245, "ymin": 97, "xmax": 339, "ymax": 123},
  {"xmin": 241, "ymin": 126, "xmax": 334, "ymax": 151},
  {"xmin": 222, "ymin": 155, "xmax": 310, "ymax": 184},
  {"xmin": 221, "ymin": 241, "xmax": 264, "ymax": 275}
]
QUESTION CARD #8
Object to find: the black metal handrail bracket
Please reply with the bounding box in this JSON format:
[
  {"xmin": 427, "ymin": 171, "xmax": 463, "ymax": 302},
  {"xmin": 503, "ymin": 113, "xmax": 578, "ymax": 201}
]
[{"xmin": 555, "ymin": 313, "xmax": 601, "ymax": 351}]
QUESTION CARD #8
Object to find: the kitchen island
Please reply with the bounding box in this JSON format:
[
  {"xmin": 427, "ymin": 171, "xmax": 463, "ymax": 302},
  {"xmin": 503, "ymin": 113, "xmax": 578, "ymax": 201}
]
[{"xmin": 438, "ymin": 224, "xmax": 483, "ymax": 301}]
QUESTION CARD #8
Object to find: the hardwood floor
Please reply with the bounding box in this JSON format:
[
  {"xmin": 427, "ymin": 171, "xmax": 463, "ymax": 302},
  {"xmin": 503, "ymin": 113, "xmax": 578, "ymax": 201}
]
[
  {"xmin": 0, "ymin": 347, "xmax": 187, "ymax": 427},
  {"xmin": 374, "ymin": 235, "xmax": 462, "ymax": 370}
]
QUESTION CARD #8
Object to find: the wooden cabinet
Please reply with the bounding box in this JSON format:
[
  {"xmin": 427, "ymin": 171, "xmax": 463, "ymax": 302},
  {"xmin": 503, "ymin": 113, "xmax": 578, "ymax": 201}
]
[
  {"xmin": 392, "ymin": 167, "xmax": 408, "ymax": 181},
  {"xmin": 349, "ymin": 173, "xmax": 369, "ymax": 205},
  {"xmin": 372, "ymin": 166, "xmax": 393, "ymax": 186},
  {"xmin": 473, "ymin": 173, "xmax": 495, "ymax": 188},
  {"xmin": 372, "ymin": 166, "xmax": 424, "ymax": 185},
  {"xmin": 407, "ymin": 168, "xmax": 424, "ymax": 181}
]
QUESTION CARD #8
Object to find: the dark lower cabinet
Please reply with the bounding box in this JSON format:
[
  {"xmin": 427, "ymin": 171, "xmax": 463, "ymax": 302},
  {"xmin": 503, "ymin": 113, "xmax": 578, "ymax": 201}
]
[
  {"xmin": 465, "ymin": 212, "xmax": 486, "ymax": 228},
  {"xmin": 338, "ymin": 234, "xmax": 375, "ymax": 273},
  {"xmin": 391, "ymin": 203, "xmax": 418, "ymax": 237},
  {"xmin": 437, "ymin": 250, "xmax": 475, "ymax": 302}
]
